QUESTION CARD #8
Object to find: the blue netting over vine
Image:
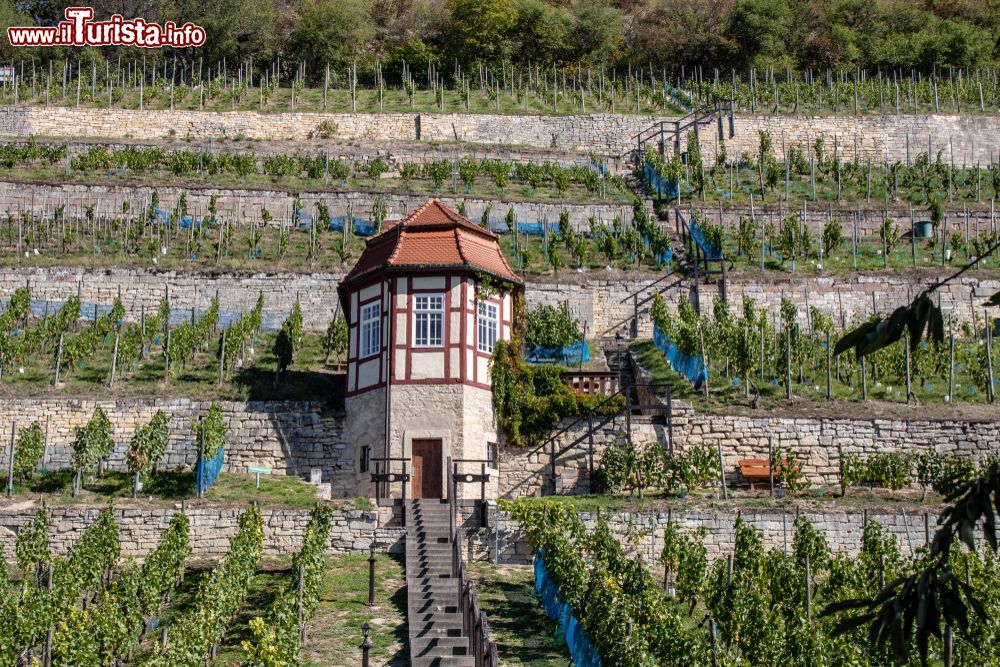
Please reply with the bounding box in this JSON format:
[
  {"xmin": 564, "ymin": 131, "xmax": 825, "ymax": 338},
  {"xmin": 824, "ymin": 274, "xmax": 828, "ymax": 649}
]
[
  {"xmin": 662, "ymin": 82, "xmax": 693, "ymax": 111},
  {"xmin": 535, "ymin": 550, "xmax": 602, "ymax": 667},
  {"xmin": 328, "ymin": 216, "xmax": 378, "ymax": 236},
  {"xmin": 688, "ymin": 218, "xmax": 722, "ymax": 260},
  {"xmin": 653, "ymin": 322, "xmax": 708, "ymax": 389},
  {"xmin": 294, "ymin": 209, "xmax": 315, "ymax": 230},
  {"xmin": 643, "ymin": 163, "xmax": 677, "ymax": 200},
  {"xmin": 485, "ymin": 219, "xmax": 560, "ymax": 236},
  {"xmin": 196, "ymin": 446, "xmax": 224, "ymax": 495},
  {"xmin": 150, "ymin": 207, "xmax": 209, "ymax": 229},
  {"xmin": 524, "ymin": 340, "xmax": 590, "ymax": 365}
]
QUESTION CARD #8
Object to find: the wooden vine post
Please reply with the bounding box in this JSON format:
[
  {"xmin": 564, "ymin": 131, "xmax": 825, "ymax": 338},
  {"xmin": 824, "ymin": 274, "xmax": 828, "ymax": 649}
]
[{"xmin": 5, "ymin": 421, "xmax": 14, "ymax": 497}]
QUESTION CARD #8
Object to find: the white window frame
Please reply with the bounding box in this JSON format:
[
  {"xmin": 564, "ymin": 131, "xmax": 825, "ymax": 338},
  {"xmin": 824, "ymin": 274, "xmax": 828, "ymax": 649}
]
[
  {"xmin": 477, "ymin": 300, "xmax": 499, "ymax": 354},
  {"xmin": 359, "ymin": 301, "xmax": 381, "ymax": 359},
  {"xmin": 413, "ymin": 294, "xmax": 445, "ymax": 348}
]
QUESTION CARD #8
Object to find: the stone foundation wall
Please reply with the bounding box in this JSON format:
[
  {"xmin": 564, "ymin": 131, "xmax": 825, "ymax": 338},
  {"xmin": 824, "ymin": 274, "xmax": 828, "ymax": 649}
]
[
  {"xmin": 0, "ymin": 266, "xmax": 993, "ymax": 337},
  {"xmin": 497, "ymin": 507, "xmax": 941, "ymax": 564},
  {"xmin": 2, "ymin": 107, "xmax": 996, "ymax": 165},
  {"xmin": 0, "ymin": 398, "xmax": 358, "ymax": 496},
  {"xmin": 0, "ymin": 505, "xmax": 403, "ymax": 560}
]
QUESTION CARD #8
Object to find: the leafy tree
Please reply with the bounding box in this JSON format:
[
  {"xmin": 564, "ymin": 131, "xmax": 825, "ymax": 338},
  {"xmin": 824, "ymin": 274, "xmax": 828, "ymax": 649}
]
[
  {"xmin": 445, "ymin": 0, "xmax": 517, "ymax": 63},
  {"xmin": 511, "ymin": 0, "xmax": 572, "ymax": 63},
  {"xmin": 285, "ymin": 0, "xmax": 374, "ymax": 77},
  {"xmin": 736, "ymin": 216, "xmax": 758, "ymax": 258}
]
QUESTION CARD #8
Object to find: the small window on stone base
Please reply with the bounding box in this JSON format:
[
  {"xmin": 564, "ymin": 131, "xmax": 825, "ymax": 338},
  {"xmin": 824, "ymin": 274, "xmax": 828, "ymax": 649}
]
[
  {"xmin": 360, "ymin": 446, "xmax": 370, "ymax": 473},
  {"xmin": 487, "ymin": 442, "xmax": 498, "ymax": 469}
]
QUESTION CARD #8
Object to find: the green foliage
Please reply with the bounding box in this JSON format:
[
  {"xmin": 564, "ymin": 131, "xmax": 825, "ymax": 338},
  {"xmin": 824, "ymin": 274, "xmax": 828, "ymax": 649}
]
[
  {"xmin": 195, "ymin": 402, "xmax": 226, "ymax": 459},
  {"xmin": 489, "ymin": 340, "xmax": 623, "ymax": 445},
  {"xmin": 143, "ymin": 506, "xmax": 263, "ymax": 667},
  {"xmin": 243, "ymin": 505, "xmax": 333, "ymax": 665},
  {"xmin": 221, "ymin": 294, "xmax": 264, "ymax": 373},
  {"xmin": 822, "ymin": 219, "xmax": 844, "ymax": 256},
  {"xmin": 126, "ymin": 411, "xmax": 169, "ymax": 477},
  {"xmin": 771, "ymin": 446, "xmax": 808, "ymax": 493},
  {"xmin": 273, "ymin": 302, "xmax": 305, "ymax": 373},
  {"xmin": 736, "ymin": 216, "xmax": 757, "ymax": 257},
  {"xmin": 792, "ymin": 516, "xmax": 831, "ymax": 571},
  {"xmin": 14, "ymin": 507, "xmax": 50, "ymax": 580},
  {"xmin": 325, "ymin": 313, "xmax": 348, "ymax": 362},
  {"xmin": 666, "ymin": 445, "xmax": 720, "ymax": 492},
  {"xmin": 71, "ymin": 406, "xmax": 114, "ymax": 473},
  {"xmin": 599, "ymin": 439, "xmax": 662, "ymax": 496},
  {"xmin": 167, "ymin": 297, "xmax": 219, "ymax": 373},
  {"xmin": 841, "ymin": 451, "xmax": 914, "ymax": 490},
  {"xmin": 524, "ymin": 304, "xmax": 581, "ymax": 350},
  {"xmin": 916, "ymin": 452, "xmax": 977, "ymax": 496},
  {"xmin": 362, "ymin": 156, "xmax": 388, "ymax": 185},
  {"xmin": 12, "ymin": 420, "xmax": 44, "ymax": 481}
]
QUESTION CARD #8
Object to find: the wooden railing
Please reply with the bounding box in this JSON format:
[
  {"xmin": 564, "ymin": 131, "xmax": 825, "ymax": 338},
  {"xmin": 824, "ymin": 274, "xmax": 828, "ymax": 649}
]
[
  {"xmin": 561, "ymin": 370, "xmax": 619, "ymax": 396},
  {"xmin": 632, "ymin": 98, "xmax": 735, "ymax": 162}
]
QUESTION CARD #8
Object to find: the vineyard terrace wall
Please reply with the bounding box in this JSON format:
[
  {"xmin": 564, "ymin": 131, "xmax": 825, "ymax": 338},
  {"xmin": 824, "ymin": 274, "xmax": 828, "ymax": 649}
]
[
  {"xmin": 0, "ymin": 398, "xmax": 360, "ymax": 497},
  {"xmin": 0, "ymin": 266, "xmax": 994, "ymax": 335},
  {"xmin": 6, "ymin": 179, "xmax": 998, "ymax": 240},
  {"xmin": 0, "ymin": 505, "xmax": 401, "ymax": 560},
  {"xmin": 497, "ymin": 507, "xmax": 943, "ymax": 564},
  {"xmin": 0, "ymin": 180, "xmax": 634, "ymax": 234},
  {"xmin": 499, "ymin": 406, "xmax": 1000, "ymax": 498},
  {"xmin": 0, "ymin": 397, "xmax": 997, "ymax": 502},
  {"xmin": 0, "ymin": 107, "xmax": 998, "ymax": 165}
]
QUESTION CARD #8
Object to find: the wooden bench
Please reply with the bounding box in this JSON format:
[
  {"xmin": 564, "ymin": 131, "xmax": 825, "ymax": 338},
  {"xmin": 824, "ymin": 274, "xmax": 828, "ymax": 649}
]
[
  {"xmin": 738, "ymin": 457, "xmax": 801, "ymax": 490},
  {"xmin": 739, "ymin": 458, "xmax": 771, "ymax": 489}
]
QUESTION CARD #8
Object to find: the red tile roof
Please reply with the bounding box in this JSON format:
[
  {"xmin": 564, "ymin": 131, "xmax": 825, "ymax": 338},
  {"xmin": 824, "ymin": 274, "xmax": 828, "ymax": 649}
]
[{"xmin": 341, "ymin": 200, "xmax": 522, "ymax": 287}]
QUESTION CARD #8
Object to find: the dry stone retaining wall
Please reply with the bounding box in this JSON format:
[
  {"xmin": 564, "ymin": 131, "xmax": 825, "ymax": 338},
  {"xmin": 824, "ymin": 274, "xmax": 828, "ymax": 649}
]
[
  {"xmin": 688, "ymin": 202, "xmax": 1000, "ymax": 238},
  {"xmin": 0, "ymin": 180, "xmax": 631, "ymax": 233},
  {"xmin": 1, "ymin": 107, "xmax": 997, "ymax": 164},
  {"xmin": 0, "ymin": 398, "xmax": 356, "ymax": 495},
  {"xmin": 498, "ymin": 507, "xmax": 940, "ymax": 563},
  {"xmin": 0, "ymin": 505, "xmax": 402, "ymax": 559},
  {"xmin": 498, "ymin": 402, "xmax": 1000, "ymax": 498},
  {"xmin": 0, "ymin": 266, "xmax": 993, "ymax": 336}
]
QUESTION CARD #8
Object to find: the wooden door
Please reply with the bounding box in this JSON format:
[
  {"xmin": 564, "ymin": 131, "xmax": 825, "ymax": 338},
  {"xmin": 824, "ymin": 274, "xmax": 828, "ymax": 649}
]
[{"xmin": 411, "ymin": 439, "xmax": 443, "ymax": 499}]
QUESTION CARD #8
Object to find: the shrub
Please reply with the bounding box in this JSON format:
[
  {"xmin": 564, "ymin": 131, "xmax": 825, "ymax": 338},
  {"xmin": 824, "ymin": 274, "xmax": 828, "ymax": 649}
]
[{"xmin": 524, "ymin": 304, "xmax": 581, "ymax": 350}]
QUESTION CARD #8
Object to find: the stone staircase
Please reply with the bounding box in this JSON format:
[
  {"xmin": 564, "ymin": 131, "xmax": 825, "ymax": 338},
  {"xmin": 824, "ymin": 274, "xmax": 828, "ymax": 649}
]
[{"xmin": 405, "ymin": 499, "xmax": 474, "ymax": 667}]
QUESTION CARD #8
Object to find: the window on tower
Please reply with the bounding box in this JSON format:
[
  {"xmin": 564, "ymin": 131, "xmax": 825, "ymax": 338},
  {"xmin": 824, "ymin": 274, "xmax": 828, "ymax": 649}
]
[
  {"xmin": 413, "ymin": 294, "xmax": 444, "ymax": 347},
  {"xmin": 478, "ymin": 300, "xmax": 499, "ymax": 353},
  {"xmin": 360, "ymin": 302, "xmax": 381, "ymax": 358}
]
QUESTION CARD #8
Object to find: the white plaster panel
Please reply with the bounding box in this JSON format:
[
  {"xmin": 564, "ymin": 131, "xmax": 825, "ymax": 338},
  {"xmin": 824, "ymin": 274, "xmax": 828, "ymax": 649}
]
[
  {"xmin": 413, "ymin": 276, "xmax": 445, "ymax": 290},
  {"xmin": 410, "ymin": 351, "xmax": 445, "ymax": 380}
]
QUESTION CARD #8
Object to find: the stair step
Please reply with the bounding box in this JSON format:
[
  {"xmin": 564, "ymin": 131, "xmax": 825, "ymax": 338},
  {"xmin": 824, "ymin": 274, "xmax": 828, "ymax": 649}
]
[
  {"xmin": 411, "ymin": 637, "xmax": 471, "ymax": 658},
  {"xmin": 411, "ymin": 656, "xmax": 475, "ymax": 667}
]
